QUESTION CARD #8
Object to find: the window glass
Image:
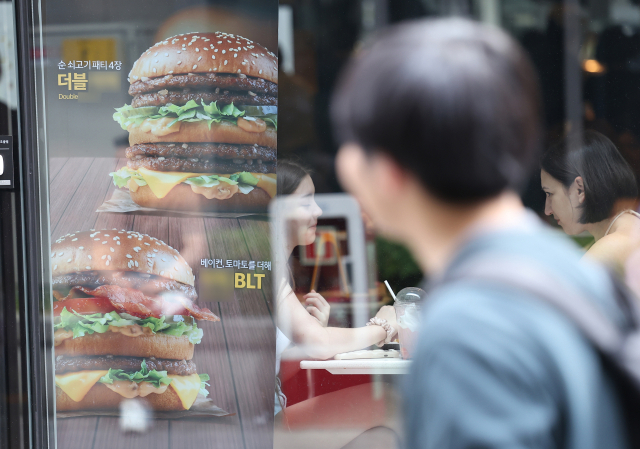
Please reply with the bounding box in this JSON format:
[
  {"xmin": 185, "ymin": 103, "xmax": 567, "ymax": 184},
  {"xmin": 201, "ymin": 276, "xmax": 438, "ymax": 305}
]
[
  {"xmin": 0, "ymin": 1, "xmax": 17, "ymax": 137},
  {"xmin": 0, "ymin": 2, "xmax": 21, "ymax": 448},
  {"xmin": 27, "ymin": 0, "xmax": 279, "ymax": 447},
  {"xmin": 16, "ymin": 0, "xmax": 640, "ymax": 447},
  {"xmin": 274, "ymin": 1, "xmax": 640, "ymax": 448}
]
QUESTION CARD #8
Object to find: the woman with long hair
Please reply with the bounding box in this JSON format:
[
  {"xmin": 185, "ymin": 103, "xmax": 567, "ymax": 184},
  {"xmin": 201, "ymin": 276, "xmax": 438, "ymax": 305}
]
[
  {"xmin": 275, "ymin": 160, "xmax": 397, "ymax": 360},
  {"xmin": 274, "ymin": 160, "xmax": 400, "ymax": 448}
]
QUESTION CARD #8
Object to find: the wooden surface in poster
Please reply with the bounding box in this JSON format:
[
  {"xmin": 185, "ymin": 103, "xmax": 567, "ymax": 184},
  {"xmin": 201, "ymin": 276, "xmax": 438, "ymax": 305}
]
[{"xmin": 50, "ymin": 157, "xmax": 275, "ymax": 449}]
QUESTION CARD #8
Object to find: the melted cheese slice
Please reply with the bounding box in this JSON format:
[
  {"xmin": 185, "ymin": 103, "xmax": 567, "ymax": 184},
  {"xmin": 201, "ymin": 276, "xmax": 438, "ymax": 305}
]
[
  {"xmin": 55, "ymin": 370, "xmax": 109, "ymax": 402},
  {"xmin": 168, "ymin": 373, "xmax": 201, "ymax": 410},
  {"xmin": 136, "ymin": 168, "xmax": 277, "ymax": 199},
  {"xmin": 137, "ymin": 167, "xmax": 203, "ymax": 199},
  {"xmin": 55, "ymin": 370, "xmax": 201, "ymax": 406}
]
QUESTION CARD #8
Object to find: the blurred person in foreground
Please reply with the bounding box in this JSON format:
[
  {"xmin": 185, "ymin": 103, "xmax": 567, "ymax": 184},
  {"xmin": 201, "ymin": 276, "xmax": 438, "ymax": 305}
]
[
  {"xmin": 541, "ymin": 130, "xmax": 640, "ymax": 276},
  {"xmin": 331, "ymin": 18, "xmax": 629, "ymax": 449}
]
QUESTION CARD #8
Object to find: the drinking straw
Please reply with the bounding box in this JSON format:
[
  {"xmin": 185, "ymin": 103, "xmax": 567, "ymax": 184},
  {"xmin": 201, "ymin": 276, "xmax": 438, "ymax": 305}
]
[{"xmin": 384, "ymin": 280, "xmax": 397, "ymax": 301}]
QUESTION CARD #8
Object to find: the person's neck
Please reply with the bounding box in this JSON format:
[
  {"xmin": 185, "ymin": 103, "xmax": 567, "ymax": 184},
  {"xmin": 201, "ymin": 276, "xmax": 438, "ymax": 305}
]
[
  {"xmin": 585, "ymin": 204, "xmax": 635, "ymax": 241},
  {"xmin": 406, "ymin": 191, "xmax": 527, "ymax": 276},
  {"xmin": 584, "ymin": 218, "xmax": 613, "ymax": 242},
  {"xmin": 286, "ymin": 239, "xmax": 296, "ymax": 259}
]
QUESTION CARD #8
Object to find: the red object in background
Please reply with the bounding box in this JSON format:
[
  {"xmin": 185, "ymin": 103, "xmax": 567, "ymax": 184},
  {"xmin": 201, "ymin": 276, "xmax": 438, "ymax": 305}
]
[
  {"xmin": 280, "ymin": 359, "xmax": 371, "ymax": 407},
  {"xmin": 303, "ymin": 232, "xmax": 336, "ymax": 263},
  {"xmin": 31, "ymin": 47, "xmax": 46, "ymax": 60}
]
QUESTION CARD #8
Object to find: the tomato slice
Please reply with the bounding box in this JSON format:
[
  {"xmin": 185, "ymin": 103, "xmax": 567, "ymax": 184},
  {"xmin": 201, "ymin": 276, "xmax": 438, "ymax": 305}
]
[{"xmin": 53, "ymin": 297, "xmax": 116, "ymax": 317}]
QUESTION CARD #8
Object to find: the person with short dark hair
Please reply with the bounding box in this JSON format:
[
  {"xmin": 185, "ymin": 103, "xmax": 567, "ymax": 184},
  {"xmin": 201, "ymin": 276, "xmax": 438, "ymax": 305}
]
[
  {"xmin": 331, "ymin": 18, "xmax": 629, "ymax": 449},
  {"xmin": 541, "ymin": 130, "xmax": 640, "ymax": 275},
  {"xmin": 332, "ymin": 18, "xmax": 541, "ymax": 204}
]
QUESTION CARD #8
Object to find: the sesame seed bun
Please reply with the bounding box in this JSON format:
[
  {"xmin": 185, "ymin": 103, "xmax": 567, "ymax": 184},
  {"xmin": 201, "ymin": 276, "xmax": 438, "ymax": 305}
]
[
  {"xmin": 55, "ymin": 331, "xmax": 195, "ymax": 360},
  {"xmin": 128, "ymin": 119, "xmax": 277, "ymax": 149},
  {"xmin": 51, "ymin": 230, "xmax": 195, "ymax": 286},
  {"xmin": 128, "ymin": 31, "xmax": 278, "ymax": 84}
]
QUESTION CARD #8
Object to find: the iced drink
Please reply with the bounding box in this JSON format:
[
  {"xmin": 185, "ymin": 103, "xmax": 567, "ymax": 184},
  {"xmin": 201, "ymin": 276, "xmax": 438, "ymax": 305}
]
[{"xmin": 394, "ymin": 288, "xmax": 424, "ymax": 359}]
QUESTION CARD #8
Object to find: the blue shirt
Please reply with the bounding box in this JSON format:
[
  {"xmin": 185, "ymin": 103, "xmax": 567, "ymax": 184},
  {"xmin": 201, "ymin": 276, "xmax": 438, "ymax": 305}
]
[{"xmin": 404, "ymin": 217, "xmax": 629, "ymax": 449}]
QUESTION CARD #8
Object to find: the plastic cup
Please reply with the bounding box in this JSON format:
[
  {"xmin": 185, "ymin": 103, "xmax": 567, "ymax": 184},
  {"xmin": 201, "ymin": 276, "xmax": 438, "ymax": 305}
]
[{"xmin": 394, "ymin": 287, "xmax": 425, "ymax": 359}]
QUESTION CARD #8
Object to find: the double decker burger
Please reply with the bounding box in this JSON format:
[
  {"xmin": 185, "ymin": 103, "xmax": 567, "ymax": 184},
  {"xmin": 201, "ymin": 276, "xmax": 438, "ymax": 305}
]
[
  {"xmin": 52, "ymin": 230, "xmax": 219, "ymax": 411},
  {"xmin": 111, "ymin": 31, "xmax": 277, "ymax": 212}
]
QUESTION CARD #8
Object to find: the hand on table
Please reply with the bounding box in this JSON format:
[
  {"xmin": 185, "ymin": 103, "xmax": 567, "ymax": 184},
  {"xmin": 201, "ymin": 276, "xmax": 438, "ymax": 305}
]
[
  {"xmin": 374, "ymin": 305, "xmax": 399, "ymax": 344},
  {"xmin": 304, "ymin": 290, "xmax": 331, "ymax": 327}
]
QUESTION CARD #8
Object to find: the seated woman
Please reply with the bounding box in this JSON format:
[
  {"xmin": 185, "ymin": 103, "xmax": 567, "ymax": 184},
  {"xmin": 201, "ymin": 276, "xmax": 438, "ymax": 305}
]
[
  {"xmin": 541, "ymin": 130, "xmax": 640, "ymax": 274},
  {"xmin": 274, "ymin": 160, "xmax": 400, "ymax": 449}
]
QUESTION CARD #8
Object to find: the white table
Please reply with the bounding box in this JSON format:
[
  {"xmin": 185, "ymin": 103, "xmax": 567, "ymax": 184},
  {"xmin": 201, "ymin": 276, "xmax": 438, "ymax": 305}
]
[{"xmin": 300, "ymin": 358, "xmax": 411, "ymax": 375}]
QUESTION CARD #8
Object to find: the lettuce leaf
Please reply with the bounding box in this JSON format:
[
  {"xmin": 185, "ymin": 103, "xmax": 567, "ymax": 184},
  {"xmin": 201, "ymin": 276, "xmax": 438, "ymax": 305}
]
[
  {"xmin": 112, "ymin": 105, "xmax": 160, "ymax": 130},
  {"xmin": 184, "ymin": 176, "xmax": 221, "ymax": 188},
  {"xmin": 135, "ymin": 315, "xmax": 171, "ymax": 332},
  {"xmin": 154, "ymin": 318, "xmax": 204, "ymax": 344},
  {"xmin": 54, "ymin": 308, "xmax": 117, "ymax": 338},
  {"xmin": 110, "ymin": 163, "xmax": 259, "ymax": 197},
  {"xmin": 109, "ymin": 166, "xmax": 147, "ymax": 188},
  {"xmin": 237, "ymin": 185, "xmax": 255, "ymax": 194},
  {"xmin": 261, "ymin": 115, "xmax": 277, "ymax": 130},
  {"xmin": 180, "ymin": 172, "xmax": 260, "ymax": 194},
  {"xmin": 113, "ymin": 100, "xmax": 264, "ymax": 130},
  {"xmin": 184, "ymin": 174, "xmax": 237, "ymax": 187},
  {"xmin": 99, "ymin": 360, "xmax": 173, "ymax": 388},
  {"xmin": 54, "ymin": 308, "xmax": 204, "ymax": 344},
  {"xmin": 199, "ymin": 374, "xmax": 210, "ymax": 397},
  {"xmin": 183, "ymin": 175, "xmax": 255, "ymax": 194},
  {"xmin": 98, "ymin": 362, "xmax": 210, "ymax": 397}
]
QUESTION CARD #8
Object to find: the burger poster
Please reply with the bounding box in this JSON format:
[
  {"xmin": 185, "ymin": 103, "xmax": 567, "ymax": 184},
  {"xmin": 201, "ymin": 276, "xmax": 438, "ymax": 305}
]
[
  {"xmin": 110, "ymin": 32, "xmax": 277, "ymax": 213},
  {"xmin": 44, "ymin": 3, "xmax": 277, "ymax": 447}
]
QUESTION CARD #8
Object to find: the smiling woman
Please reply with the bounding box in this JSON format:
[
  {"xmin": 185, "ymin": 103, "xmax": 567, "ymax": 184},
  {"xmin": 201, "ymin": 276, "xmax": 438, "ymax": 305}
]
[
  {"xmin": 273, "ymin": 160, "xmax": 401, "ymax": 447},
  {"xmin": 541, "ymin": 130, "xmax": 640, "ymax": 274}
]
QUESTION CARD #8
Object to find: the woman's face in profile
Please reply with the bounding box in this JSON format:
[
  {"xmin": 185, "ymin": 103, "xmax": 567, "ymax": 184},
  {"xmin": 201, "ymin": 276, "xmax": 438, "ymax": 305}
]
[
  {"xmin": 541, "ymin": 169, "xmax": 585, "ymax": 235},
  {"xmin": 289, "ymin": 175, "xmax": 323, "ymax": 246}
]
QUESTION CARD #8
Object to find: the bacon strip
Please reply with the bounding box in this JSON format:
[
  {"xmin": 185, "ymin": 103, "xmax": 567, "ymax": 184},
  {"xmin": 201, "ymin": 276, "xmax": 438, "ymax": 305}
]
[
  {"xmin": 174, "ymin": 296, "xmax": 221, "ymax": 322},
  {"xmin": 67, "ymin": 285, "xmax": 220, "ymax": 322}
]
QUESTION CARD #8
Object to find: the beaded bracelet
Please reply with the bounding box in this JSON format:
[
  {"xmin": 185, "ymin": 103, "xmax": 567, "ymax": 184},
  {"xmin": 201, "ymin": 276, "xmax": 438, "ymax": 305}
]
[{"xmin": 366, "ymin": 317, "xmax": 394, "ymax": 346}]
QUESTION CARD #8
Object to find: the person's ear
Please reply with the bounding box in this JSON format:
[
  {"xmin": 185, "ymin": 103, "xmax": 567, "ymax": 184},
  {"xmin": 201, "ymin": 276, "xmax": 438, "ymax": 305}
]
[
  {"xmin": 336, "ymin": 143, "xmax": 366, "ymax": 193},
  {"xmin": 337, "ymin": 145, "xmax": 407, "ymax": 195},
  {"xmin": 574, "ymin": 176, "xmax": 585, "ymax": 204},
  {"xmin": 372, "ymin": 152, "xmax": 406, "ymax": 194}
]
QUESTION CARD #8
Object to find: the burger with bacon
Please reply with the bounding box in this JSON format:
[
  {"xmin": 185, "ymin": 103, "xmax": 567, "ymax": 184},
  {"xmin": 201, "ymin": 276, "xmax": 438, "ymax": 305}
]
[
  {"xmin": 52, "ymin": 229, "xmax": 219, "ymax": 411},
  {"xmin": 111, "ymin": 31, "xmax": 277, "ymax": 212}
]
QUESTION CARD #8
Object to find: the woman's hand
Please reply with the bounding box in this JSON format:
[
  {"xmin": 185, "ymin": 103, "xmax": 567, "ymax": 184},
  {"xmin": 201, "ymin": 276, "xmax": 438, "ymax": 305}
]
[
  {"xmin": 375, "ymin": 306, "xmax": 399, "ymax": 342},
  {"xmin": 303, "ymin": 290, "xmax": 331, "ymax": 327}
]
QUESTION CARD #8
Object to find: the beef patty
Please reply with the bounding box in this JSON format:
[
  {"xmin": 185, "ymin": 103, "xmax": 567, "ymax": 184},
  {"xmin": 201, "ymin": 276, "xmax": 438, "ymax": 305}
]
[
  {"xmin": 129, "ymin": 73, "xmax": 277, "ymax": 96},
  {"xmin": 132, "ymin": 90, "xmax": 277, "ymax": 108},
  {"xmin": 127, "ymin": 143, "xmax": 276, "ymax": 162},
  {"xmin": 128, "ymin": 156, "xmax": 275, "ymax": 174},
  {"xmin": 52, "ymin": 271, "xmax": 197, "ymax": 301},
  {"xmin": 55, "ymin": 355, "xmax": 197, "ymax": 376}
]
